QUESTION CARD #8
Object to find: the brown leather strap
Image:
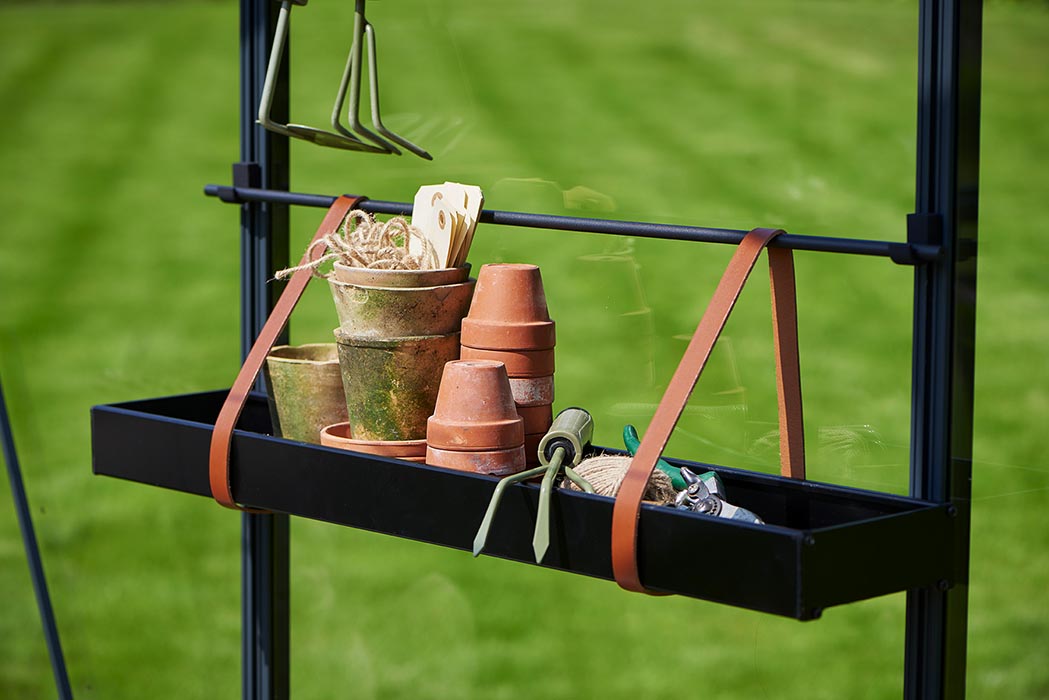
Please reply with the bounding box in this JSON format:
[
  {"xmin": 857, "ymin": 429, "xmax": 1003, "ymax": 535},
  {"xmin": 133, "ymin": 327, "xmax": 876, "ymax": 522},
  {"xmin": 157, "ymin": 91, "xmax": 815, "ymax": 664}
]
[
  {"xmin": 769, "ymin": 247, "xmax": 805, "ymax": 480},
  {"xmin": 209, "ymin": 195, "xmax": 365, "ymax": 510},
  {"xmin": 610, "ymin": 228, "xmax": 805, "ymax": 593}
]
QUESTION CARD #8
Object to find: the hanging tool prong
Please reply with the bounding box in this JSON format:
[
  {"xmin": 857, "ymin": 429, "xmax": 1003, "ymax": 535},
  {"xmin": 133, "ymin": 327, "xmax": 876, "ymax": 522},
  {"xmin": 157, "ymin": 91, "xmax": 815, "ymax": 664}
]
[
  {"xmin": 532, "ymin": 446, "xmax": 565, "ymax": 563},
  {"xmin": 472, "ymin": 465, "xmax": 549, "ymax": 557},
  {"xmin": 365, "ymin": 23, "xmax": 433, "ymax": 160},
  {"xmin": 258, "ymin": 0, "xmax": 386, "ymax": 152},
  {"xmin": 331, "ymin": 0, "xmax": 401, "ymax": 154}
]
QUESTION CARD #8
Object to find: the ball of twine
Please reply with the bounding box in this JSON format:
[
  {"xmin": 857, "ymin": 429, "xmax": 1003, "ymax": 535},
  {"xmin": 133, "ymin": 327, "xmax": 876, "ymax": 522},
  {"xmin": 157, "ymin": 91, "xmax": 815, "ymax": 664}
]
[
  {"xmin": 562, "ymin": 455, "xmax": 677, "ymax": 505},
  {"xmin": 275, "ymin": 209, "xmax": 439, "ymax": 281}
]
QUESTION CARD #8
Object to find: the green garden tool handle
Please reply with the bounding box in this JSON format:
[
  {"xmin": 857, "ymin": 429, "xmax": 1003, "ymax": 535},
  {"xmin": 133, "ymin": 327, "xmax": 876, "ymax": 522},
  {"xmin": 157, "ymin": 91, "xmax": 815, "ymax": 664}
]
[
  {"xmin": 539, "ymin": 407, "xmax": 594, "ymax": 467},
  {"xmin": 623, "ymin": 425, "xmax": 686, "ymax": 490}
]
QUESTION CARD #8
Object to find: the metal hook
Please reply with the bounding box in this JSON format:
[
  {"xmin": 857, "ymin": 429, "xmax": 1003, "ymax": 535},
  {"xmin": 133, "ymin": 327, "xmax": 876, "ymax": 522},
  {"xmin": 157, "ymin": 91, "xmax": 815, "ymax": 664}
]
[{"xmin": 258, "ymin": 0, "xmax": 387, "ymax": 153}]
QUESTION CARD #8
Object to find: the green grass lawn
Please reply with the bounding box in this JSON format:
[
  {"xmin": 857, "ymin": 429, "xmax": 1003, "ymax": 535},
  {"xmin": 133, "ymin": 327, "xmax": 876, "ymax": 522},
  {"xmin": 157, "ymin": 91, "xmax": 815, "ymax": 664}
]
[{"xmin": 1, "ymin": 0, "xmax": 1047, "ymax": 697}]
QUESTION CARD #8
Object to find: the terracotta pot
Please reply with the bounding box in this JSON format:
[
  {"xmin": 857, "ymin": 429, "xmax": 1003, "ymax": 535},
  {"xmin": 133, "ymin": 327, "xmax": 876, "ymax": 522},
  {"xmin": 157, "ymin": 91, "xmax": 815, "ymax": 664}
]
[
  {"xmin": 329, "ymin": 277, "xmax": 475, "ymax": 338},
  {"xmin": 320, "ymin": 423, "xmax": 427, "ymax": 458},
  {"xmin": 524, "ymin": 431, "xmax": 545, "ymax": 466},
  {"xmin": 426, "ymin": 360, "xmax": 524, "ymax": 450},
  {"xmin": 335, "ymin": 329, "xmax": 460, "ymax": 441},
  {"xmin": 508, "ymin": 375, "xmax": 555, "ymax": 407},
  {"xmin": 516, "ymin": 403, "xmax": 553, "ymax": 435},
  {"xmin": 263, "ymin": 344, "xmax": 348, "ymax": 444},
  {"xmin": 459, "ymin": 346, "xmax": 555, "ymax": 378},
  {"xmin": 460, "ymin": 263, "xmax": 555, "ymax": 350},
  {"xmin": 425, "ymin": 445, "xmax": 525, "ymax": 476},
  {"xmin": 333, "ymin": 262, "xmax": 471, "ymax": 289}
]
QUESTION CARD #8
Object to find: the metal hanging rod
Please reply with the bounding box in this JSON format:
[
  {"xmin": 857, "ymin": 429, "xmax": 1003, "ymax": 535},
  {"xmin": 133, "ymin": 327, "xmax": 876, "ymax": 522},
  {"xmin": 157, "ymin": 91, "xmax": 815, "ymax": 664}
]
[{"xmin": 204, "ymin": 184, "xmax": 941, "ymax": 264}]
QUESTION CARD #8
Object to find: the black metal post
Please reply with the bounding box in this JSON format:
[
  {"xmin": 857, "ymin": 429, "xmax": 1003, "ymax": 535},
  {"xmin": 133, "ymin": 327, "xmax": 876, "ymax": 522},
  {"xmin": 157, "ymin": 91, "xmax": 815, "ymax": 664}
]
[
  {"xmin": 239, "ymin": 1, "xmax": 291, "ymax": 699},
  {"xmin": 905, "ymin": 0, "xmax": 982, "ymax": 697},
  {"xmin": 1, "ymin": 376, "xmax": 74, "ymax": 700}
]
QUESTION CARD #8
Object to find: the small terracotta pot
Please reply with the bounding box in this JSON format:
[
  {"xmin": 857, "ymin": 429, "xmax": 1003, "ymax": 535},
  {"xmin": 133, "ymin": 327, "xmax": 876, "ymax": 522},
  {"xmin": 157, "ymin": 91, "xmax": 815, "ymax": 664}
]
[
  {"xmin": 320, "ymin": 423, "xmax": 427, "ymax": 459},
  {"xmin": 508, "ymin": 375, "xmax": 555, "ymax": 407},
  {"xmin": 425, "ymin": 445, "xmax": 526, "ymax": 476},
  {"xmin": 516, "ymin": 403, "xmax": 553, "ymax": 435},
  {"xmin": 263, "ymin": 344, "xmax": 348, "ymax": 444},
  {"xmin": 460, "ymin": 263, "xmax": 555, "ymax": 350},
  {"xmin": 333, "ymin": 262, "xmax": 470, "ymax": 288},
  {"xmin": 329, "ymin": 278, "xmax": 475, "ymax": 338},
  {"xmin": 335, "ymin": 329, "xmax": 460, "ymax": 441},
  {"xmin": 427, "ymin": 360, "xmax": 524, "ymax": 450},
  {"xmin": 459, "ymin": 346, "xmax": 555, "ymax": 378}
]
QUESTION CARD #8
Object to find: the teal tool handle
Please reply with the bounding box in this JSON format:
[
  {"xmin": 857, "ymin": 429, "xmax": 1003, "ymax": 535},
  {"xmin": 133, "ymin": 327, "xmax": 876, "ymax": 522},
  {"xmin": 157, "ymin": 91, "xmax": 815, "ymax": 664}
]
[{"xmin": 623, "ymin": 424, "xmax": 686, "ymax": 490}]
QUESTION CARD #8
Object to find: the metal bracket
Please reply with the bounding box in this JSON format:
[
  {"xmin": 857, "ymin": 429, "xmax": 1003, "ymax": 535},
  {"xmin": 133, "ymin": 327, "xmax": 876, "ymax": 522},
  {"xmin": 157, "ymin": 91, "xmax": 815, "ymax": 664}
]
[
  {"xmin": 233, "ymin": 162, "xmax": 261, "ymax": 189},
  {"xmin": 217, "ymin": 164, "xmax": 262, "ymax": 203},
  {"xmin": 890, "ymin": 213, "xmax": 944, "ymax": 265}
]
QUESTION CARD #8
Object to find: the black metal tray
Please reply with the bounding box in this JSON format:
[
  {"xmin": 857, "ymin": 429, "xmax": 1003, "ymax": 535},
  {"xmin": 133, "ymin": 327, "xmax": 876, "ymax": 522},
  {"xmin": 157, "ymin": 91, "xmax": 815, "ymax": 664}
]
[{"xmin": 91, "ymin": 390, "xmax": 956, "ymax": 620}]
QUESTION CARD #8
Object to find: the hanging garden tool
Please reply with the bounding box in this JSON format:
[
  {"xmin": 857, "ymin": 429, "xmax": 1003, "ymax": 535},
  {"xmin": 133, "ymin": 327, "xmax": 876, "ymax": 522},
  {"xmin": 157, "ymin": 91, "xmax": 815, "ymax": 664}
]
[
  {"xmin": 473, "ymin": 408, "xmax": 596, "ymax": 562},
  {"xmin": 331, "ymin": 0, "xmax": 433, "ymax": 159},
  {"xmin": 258, "ymin": 0, "xmax": 385, "ymax": 151},
  {"xmin": 258, "ymin": 0, "xmax": 429, "ymax": 157}
]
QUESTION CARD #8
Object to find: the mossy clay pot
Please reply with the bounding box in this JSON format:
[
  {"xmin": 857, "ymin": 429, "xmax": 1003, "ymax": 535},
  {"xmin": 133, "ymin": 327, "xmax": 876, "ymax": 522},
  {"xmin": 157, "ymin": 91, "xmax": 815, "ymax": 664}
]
[
  {"xmin": 263, "ymin": 344, "xmax": 348, "ymax": 444},
  {"xmin": 335, "ymin": 329, "xmax": 461, "ymax": 441},
  {"xmin": 460, "ymin": 263, "xmax": 556, "ymax": 350},
  {"xmin": 319, "ymin": 423, "xmax": 427, "ymax": 459},
  {"xmin": 459, "ymin": 346, "xmax": 554, "ymax": 378},
  {"xmin": 329, "ymin": 277, "xmax": 475, "ymax": 339},
  {"xmin": 333, "ymin": 262, "xmax": 470, "ymax": 289},
  {"xmin": 426, "ymin": 360, "xmax": 524, "ymax": 451},
  {"xmin": 425, "ymin": 444, "xmax": 526, "ymax": 476}
]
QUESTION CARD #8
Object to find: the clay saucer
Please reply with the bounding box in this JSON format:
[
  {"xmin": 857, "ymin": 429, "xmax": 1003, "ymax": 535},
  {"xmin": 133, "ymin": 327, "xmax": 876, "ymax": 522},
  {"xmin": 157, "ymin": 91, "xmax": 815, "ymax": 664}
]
[{"xmin": 320, "ymin": 423, "xmax": 427, "ymax": 459}]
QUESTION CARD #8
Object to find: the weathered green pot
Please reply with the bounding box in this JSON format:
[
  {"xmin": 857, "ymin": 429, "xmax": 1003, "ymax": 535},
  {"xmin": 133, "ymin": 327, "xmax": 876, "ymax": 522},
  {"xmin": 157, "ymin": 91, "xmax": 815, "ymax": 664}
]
[
  {"xmin": 263, "ymin": 344, "xmax": 348, "ymax": 444},
  {"xmin": 333, "ymin": 262, "xmax": 470, "ymax": 288},
  {"xmin": 334, "ymin": 328, "xmax": 461, "ymax": 441},
  {"xmin": 329, "ymin": 278, "xmax": 475, "ymax": 339}
]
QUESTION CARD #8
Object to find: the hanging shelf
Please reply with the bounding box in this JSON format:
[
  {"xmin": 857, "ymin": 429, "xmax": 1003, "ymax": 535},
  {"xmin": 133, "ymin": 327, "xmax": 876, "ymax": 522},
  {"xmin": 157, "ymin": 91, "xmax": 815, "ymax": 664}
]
[{"xmin": 91, "ymin": 388, "xmax": 956, "ymax": 621}]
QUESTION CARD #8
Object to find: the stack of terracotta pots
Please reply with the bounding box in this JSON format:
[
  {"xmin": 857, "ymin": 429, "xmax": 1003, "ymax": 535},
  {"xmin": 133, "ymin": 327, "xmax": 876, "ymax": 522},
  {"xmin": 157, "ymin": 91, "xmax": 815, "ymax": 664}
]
[
  {"xmin": 459, "ymin": 264, "xmax": 555, "ymax": 466},
  {"xmin": 426, "ymin": 360, "xmax": 525, "ymax": 475},
  {"xmin": 327, "ymin": 263, "xmax": 474, "ymax": 447}
]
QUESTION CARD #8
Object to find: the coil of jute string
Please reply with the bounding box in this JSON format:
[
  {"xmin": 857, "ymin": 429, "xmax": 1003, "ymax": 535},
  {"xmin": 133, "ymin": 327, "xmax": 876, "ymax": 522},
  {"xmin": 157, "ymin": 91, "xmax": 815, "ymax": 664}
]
[
  {"xmin": 275, "ymin": 209, "xmax": 440, "ymax": 281},
  {"xmin": 561, "ymin": 455, "xmax": 677, "ymax": 504}
]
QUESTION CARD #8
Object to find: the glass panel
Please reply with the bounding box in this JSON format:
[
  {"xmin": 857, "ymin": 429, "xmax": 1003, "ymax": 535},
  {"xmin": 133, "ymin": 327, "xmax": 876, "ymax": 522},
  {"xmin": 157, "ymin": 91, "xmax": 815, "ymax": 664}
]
[{"xmin": 289, "ymin": 0, "xmax": 917, "ymax": 493}]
